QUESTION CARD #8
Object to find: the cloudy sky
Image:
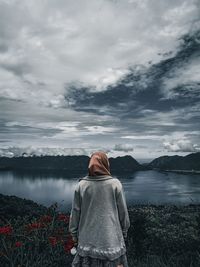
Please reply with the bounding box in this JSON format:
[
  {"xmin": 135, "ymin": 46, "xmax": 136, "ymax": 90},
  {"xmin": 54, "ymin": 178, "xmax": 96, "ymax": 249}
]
[{"xmin": 0, "ymin": 0, "xmax": 200, "ymax": 162}]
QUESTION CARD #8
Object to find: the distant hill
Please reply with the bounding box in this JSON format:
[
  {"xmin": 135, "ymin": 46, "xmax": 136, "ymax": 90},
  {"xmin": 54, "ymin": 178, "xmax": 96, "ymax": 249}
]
[
  {"xmin": 109, "ymin": 155, "xmax": 146, "ymax": 172},
  {"xmin": 0, "ymin": 155, "xmax": 146, "ymax": 173},
  {"xmin": 148, "ymin": 152, "xmax": 200, "ymax": 171},
  {"xmin": 1, "ymin": 152, "xmax": 199, "ymax": 173}
]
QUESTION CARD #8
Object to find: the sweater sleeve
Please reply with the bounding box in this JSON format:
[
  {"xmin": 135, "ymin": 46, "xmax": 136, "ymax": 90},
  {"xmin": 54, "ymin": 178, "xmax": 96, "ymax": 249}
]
[
  {"xmin": 116, "ymin": 185, "xmax": 130, "ymax": 239},
  {"xmin": 69, "ymin": 183, "xmax": 81, "ymax": 242}
]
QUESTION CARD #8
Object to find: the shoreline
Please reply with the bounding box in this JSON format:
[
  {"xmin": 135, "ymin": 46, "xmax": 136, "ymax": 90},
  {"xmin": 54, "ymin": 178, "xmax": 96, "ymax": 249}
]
[
  {"xmin": 1, "ymin": 192, "xmax": 200, "ymax": 220},
  {"xmin": 0, "ymin": 168, "xmax": 144, "ymax": 174},
  {"xmin": 157, "ymin": 169, "xmax": 200, "ymax": 174}
]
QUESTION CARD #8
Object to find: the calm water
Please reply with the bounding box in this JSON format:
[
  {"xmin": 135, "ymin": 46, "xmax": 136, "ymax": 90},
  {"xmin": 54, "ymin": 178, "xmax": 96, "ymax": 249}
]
[{"xmin": 0, "ymin": 170, "xmax": 200, "ymax": 211}]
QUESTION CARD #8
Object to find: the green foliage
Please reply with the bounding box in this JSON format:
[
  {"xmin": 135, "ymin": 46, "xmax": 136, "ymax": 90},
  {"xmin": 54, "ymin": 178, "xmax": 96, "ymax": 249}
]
[
  {"xmin": 126, "ymin": 204, "xmax": 200, "ymax": 266},
  {"xmin": 1, "ymin": 200, "xmax": 200, "ymax": 266}
]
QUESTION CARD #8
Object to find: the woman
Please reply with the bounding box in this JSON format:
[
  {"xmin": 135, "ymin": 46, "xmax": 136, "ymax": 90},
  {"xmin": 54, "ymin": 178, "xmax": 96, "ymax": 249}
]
[{"xmin": 69, "ymin": 151, "xmax": 130, "ymax": 267}]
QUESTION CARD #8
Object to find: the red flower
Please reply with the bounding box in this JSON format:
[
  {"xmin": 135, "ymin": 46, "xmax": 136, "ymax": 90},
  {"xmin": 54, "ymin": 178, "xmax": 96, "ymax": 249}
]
[
  {"xmin": 39, "ymin": 215, "xmax": 52, "ymax": 223},
  {"xmin": 26, "ymin": 222, "xmax": 46, "ymax": 232},
  {"xmin": 15, "ymin": 241, "xmax": 23, "ymax": 248},
  {"xmin": 54, "ymin": 228, "xmax": 65, "ymax": 241},
  {"xmin": 58, "ymin": 214, "xmax": 70, "ymax": 223},
  {"xmin": 48, "ymin": 236, "xmax": 57, "ymax": 247},
  {"xmin": 0, "ymin": 225, "xmax": 13, "ymax": 235},
  {"xmin": 64, "ymin": 236, "xmax": 75, "ymax": 253}
]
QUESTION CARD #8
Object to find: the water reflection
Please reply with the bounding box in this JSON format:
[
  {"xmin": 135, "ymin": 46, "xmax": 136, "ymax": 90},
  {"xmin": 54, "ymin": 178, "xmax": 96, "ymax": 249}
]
[{"xmin": 0, "ymin": 170, "xmax": 200, "ymax": 211}]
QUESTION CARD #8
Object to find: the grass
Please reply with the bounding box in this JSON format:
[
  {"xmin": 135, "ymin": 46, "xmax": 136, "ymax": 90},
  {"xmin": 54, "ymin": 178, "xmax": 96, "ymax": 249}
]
[{"xmin": 126, "ymin": 204, "xmax": 200, "ymax": 267}]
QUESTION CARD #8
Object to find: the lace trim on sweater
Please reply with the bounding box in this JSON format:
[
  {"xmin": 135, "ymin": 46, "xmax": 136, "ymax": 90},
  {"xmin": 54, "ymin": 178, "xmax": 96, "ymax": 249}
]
[{"xmin": 77, "ymin": 244, "xmax": 126, "ymax": 261}]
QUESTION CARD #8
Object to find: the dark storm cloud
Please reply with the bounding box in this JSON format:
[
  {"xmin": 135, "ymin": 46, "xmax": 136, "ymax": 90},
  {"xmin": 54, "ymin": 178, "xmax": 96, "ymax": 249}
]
[
  {"xmin": 63, "ymin": 28, "xmax": 200, "ymax": 156},
  {"xmin": 65, "ymin": 29, "xmax": 200, "ymax": 119},
  {"xmin": 0, "ymin": 0, "xmax": 199, "ymax": 158}
]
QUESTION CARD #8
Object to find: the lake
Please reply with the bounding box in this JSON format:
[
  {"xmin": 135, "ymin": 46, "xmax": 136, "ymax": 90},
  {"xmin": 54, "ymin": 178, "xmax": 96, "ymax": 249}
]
[{"xmin": 0, "ymin": 170, "xmax": 200, "ymax": 212}]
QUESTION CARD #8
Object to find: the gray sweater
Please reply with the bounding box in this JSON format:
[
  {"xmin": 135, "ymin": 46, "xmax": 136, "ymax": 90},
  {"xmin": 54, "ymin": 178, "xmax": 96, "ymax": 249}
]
[{"xmin": 69, "ymin": 174, "xmax": 130, "ymax": 260}]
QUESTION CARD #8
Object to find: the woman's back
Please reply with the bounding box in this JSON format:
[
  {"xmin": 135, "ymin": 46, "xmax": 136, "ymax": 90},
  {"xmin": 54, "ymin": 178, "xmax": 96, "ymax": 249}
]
[
  {"xmin": 69, "ymin": 174, "xmax": 130, "ymax": 260},
  {"xmin": 69, "ymin": 151, "xmax": 130, "ymax": 266},
  {"xmin": 79, "ymin": 175, "xmax": 121, "ymax": 216}
]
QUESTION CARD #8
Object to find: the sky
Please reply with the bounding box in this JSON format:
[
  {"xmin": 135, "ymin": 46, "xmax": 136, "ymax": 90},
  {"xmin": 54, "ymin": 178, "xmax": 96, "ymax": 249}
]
[{"xmin": 0, "ymin": 0, "xmax": 200, "ymax": 162}]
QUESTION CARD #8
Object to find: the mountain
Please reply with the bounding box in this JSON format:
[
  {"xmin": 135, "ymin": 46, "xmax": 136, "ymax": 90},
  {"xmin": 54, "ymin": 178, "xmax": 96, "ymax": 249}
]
[
  {"xmin": 0, "ymin": 155, "xmax": 89, "ymax": 172},
  {"xmin": 109, "ymin": 155, "xmax": 145, "ymax": 172},
  {"xmin": 0, "ymin": 155, "xmax": 145, "ymax": 173},
  {"xmin": 1, "ymin": 152, "xmax": 199, "ymax": 173},
  {"xmin": 148, "ymin": 152, "xmax": 200, "ymax": 171}
]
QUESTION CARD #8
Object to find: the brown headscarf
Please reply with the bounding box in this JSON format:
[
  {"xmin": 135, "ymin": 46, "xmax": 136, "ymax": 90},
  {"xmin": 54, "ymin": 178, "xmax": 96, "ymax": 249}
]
[{"xmin": 88, "ymin": 151, "xmax": 111, "ymax": 176}]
